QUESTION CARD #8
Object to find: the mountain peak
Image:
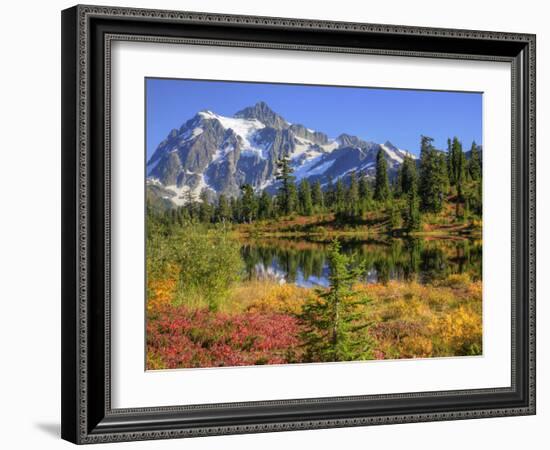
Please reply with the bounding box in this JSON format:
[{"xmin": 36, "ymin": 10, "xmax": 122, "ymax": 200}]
[
  {"xmin": 337, "ymin": 133, "xmax": 365, "ymax": 148},
  {"xmin": 148, "ymin": 105, "xmax": 421, "ymax": 205},
  {"xmin": 238, "ymin": 101, "xmax": 272, "ymax": 114},
  {"xmin": 234, "ymin": 101, "xmax": 288, "ymax": 129}
]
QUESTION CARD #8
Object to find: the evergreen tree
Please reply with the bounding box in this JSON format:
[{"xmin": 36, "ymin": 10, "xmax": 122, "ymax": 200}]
[
  {"xmin": 229, "ymin": 197, "xmax": 237, "ymax": 222},
  {"xmin": 215, "ymin": 194, "xmax": 231, "ymax": 223},
  {"xmin": 325, "ymin": 177, "xmax": 335, "ymax": 209},
  {"xmin": 298, "ymin": 179, "xmax": 313, "ymax": 216},
  {"xmin": 275, "ymin": 155, "xmax": 296, "ymax": 215},
  {"xmin": 419, "ymin": 136, "xmax": 448, "ymax": 213},
  {"xmin": 419, "ymin": 134, "xmax": 432, "ymax": 161},
  {"xmin": 403, "ymin": 186, "xmax": 421, "ymax": 231},
  {"xmin": 346, "ymin": 171, "xmax": 360, "ymax": 219},
  {"xmin": 446, "ymin": 138, "xmax": 454, "ymax": 184},
  {"xmin": 288, "ymin": 182, "xmax": 299, "ymax": 215},
  {"xmin": 298, "ymin": 240, "xmax": 373, "ymax": 362},
  {"xmin": 271, "ymin": 195, "xmax": 281, "ymax": 218},
  {"xmin": 388, "ymin": 199, "xmax": 402, "ymax": 232},
  {"xmin": 240, "ymin": 184, "xmax": 257, "ymax": 223},
  {"xmin": 450, "ymin": 137, "xmax": 466, "ymax": 218},
  {"xmin": 452, "ymin": 137, "xmax": 466, "ymax": 185},
  {"xmin": 358, "ymin": 172, "xmax": 371, "ymax": 200},
  {"xmin": 391, "ymin": 173, "xmax": 401, "ymax": 197},
  {"xmin": 438, "ymin": 152, "xmax": 450, "ymax": 194},
  {"xmin": 358, "ymin": 172, "xmax": 371, "ymax": 214},
  {"xmin": 198, "ymin": 190, "xmax": 213, "ymax": 223},
  {"xmin": 468, "ymin": 141, "xmax": 482, "ymax": 181},
  {"xmin": 311, "ymin": 180, "xmax": 324, "ymax": 211},
  {"xmin": 395, "ymin": 166, "xmax": 403, "ymax": 197},
  {"xmin": 400, "ymin": 155, "xmax": 418, "ymax": 195},
  {"xmin": 374, "ymin": 149, "xmax": 390, "ymax": 202},
  {"xmin": 258, "ymin": 190, "xmax": 272, "ymax": 220},
  {"xmin": 230, "ymin": 196, "xmax": 241, "ymax": 223},
  {"xmin": 334, "ymin": 178, "xmax": 346, "ymax": 214}
]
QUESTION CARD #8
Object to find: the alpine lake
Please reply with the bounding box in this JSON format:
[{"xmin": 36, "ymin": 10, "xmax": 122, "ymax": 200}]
[{"xmin": 241, "ymin": 236, "xmax": 482, "ymax": 288}]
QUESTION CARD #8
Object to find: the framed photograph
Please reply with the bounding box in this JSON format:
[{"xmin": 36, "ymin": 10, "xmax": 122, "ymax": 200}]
[{"xmin": 61, "ymin": 5, "xmax": 536, "ymax": 444}]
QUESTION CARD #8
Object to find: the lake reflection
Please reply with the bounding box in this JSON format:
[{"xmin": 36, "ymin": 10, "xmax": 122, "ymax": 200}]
[{"xmin": 241, "ymin": 237, "xmax": 482, "ymax": 288}]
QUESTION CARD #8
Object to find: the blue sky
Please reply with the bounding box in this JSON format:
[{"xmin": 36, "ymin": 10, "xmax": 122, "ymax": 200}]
[{"xmin": 146, "ymin": 78, "xmax": 482, "ymax": 159}]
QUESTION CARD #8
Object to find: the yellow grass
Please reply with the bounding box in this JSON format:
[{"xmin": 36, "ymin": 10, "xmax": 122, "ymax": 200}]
[
  {"xmin": 226, "ymin": 274, "xmax": 482, "ymax": 359},
  {"xmin": 228, "ymin": 280, "xmax": 313, "ymax": 315}
]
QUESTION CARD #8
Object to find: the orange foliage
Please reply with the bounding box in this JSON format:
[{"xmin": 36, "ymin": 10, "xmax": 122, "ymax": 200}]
[{"xmin": 147, "ymin": 264, "xmax": 179, "ymax": 313}]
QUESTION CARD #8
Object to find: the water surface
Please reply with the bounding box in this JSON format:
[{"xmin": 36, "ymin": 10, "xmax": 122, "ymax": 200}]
[{"xmin": 241, "ymin": 237, "xmax": 481, "ymax": 288}]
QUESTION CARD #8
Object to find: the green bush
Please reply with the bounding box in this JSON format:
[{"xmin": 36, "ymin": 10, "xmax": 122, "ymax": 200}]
[{"xmin": 147, "ymin": 217, "xmax": 243, "ymax": 311}]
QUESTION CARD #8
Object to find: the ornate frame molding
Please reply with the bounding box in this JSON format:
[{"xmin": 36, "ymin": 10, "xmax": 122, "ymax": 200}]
[{"xmin": 61, "ymin": 4, "xmax": 536, "ymax": 444}]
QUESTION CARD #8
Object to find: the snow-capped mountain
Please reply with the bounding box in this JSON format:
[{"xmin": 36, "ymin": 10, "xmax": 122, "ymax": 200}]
[{"xmin": 146, "ymin": 101, "xmax": 415, "ymax": 206}]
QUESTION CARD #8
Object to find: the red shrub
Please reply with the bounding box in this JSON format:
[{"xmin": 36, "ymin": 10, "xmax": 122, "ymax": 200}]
[{"xmin": 147, "ymin": 305, "xmax": 302, "ymax": 369}]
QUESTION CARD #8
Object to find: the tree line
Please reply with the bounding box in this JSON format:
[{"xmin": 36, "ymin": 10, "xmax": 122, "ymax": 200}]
[{"xmin": 150, "ymin": 135, "xmax": 482, "ymax": 233}]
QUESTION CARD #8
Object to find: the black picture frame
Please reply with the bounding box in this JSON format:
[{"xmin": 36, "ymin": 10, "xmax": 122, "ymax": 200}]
[{"xmin": 61, "ymin": 4, "xmax": 536, "ymax": 444}]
